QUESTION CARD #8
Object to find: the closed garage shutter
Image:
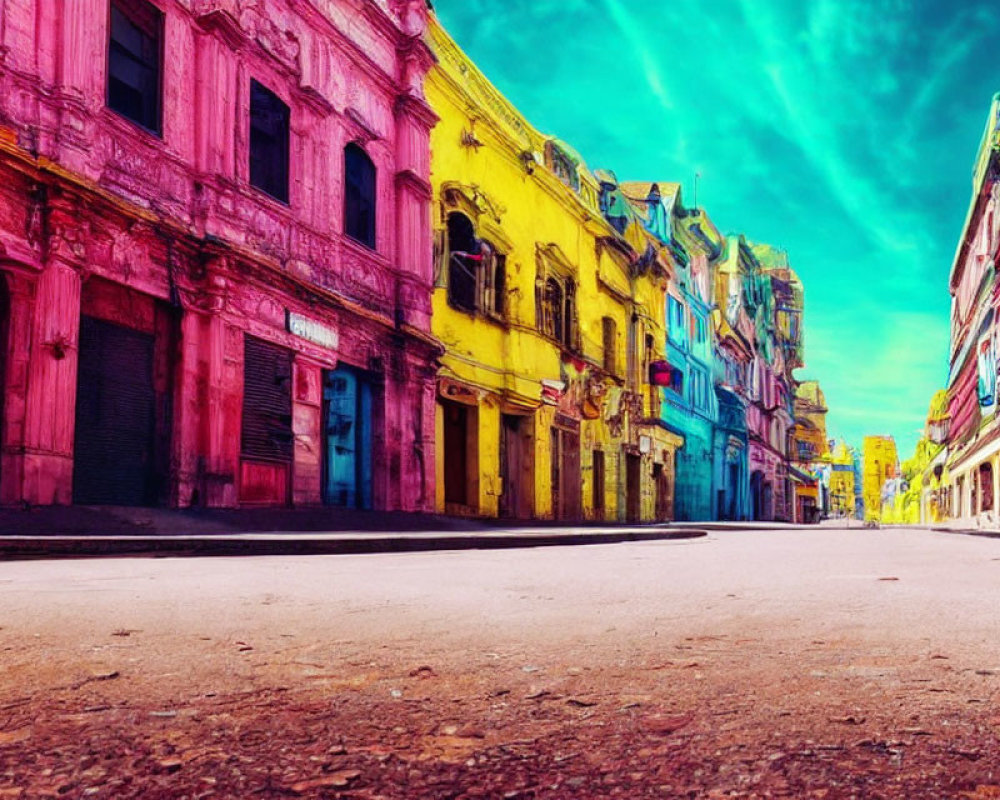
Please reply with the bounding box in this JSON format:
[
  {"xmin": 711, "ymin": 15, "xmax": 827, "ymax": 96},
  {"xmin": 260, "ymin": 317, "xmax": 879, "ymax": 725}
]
[
  {"xmin": 73, "ymin": 315, "xmax": 156, "ymax": 506},
  {"xmin": 241, "ymin": 336, "xmax": 293, "ymax": 463}
]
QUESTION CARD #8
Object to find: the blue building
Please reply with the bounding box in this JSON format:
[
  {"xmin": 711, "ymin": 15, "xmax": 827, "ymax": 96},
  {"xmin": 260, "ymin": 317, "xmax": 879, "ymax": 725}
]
[{"xmin": 618, "ymin": 181, "xmax": 719, "ymax": 521}]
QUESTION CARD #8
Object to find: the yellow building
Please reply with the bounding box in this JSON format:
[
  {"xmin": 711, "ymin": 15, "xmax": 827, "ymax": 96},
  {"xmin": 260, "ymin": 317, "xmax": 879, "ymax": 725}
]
[
  {"xmin": 792, "ymin": 380, "xmax": 829, "ymax": 522},
  {"xmin": 862, "ymin": 435, "xmax": 898, "ymax": 522},
  {"xmin": 887, "ymin": 390, "xmax": 950, "ymax": 525},
  {"xmin": 425, "ymin": 16, "xmax": 682, "ymax": 521},
  {"xmin": 828, "ymin": 440, "xmax": 856, "ymax": 518}
]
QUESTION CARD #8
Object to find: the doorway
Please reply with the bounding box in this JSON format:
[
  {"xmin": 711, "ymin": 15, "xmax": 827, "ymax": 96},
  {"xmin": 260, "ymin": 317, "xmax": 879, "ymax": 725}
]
[
  {"xmin": 322, "ymin": 365, "xmax": 374, "ymax": 509},
  {"xmin": 442, "ymin": 398, "xmax": 476, "ymax": 511},
  {"xmin": 550, "ymin": 423, "xmax": 581, "ymax": 521},
  {"xmin": 500, "ymin": 413, "xmax": 532, "ymax": 519},
  {"xmin": 625, "ymin": 453, "xmax": 641, "ymax": 523},
  {"xmin": 728, "ymin": 461, "xmax": 740, "ymax": 520},
  {"xmin": 73, "ymin": 315, "xmax": 157, "ymax": 505},
  {"xmin": 750, "ymin": 470, "xmax": 763, "ymax": 521}
]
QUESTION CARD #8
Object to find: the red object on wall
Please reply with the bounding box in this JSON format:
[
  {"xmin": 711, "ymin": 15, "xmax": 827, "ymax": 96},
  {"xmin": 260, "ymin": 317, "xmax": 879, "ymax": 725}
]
[
  {"xmin": 649, "ymin": 360, "xmax": 673, "ymax": 386},
  {"xmin": 0, "ymin": 0, "xmax": 442, "ymax": 511}
]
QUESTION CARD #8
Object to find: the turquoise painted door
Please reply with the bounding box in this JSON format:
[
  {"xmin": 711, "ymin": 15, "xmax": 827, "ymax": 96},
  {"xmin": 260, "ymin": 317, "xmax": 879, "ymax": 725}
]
[{"xmin": 323, "ymin": 366, "xmax": 373, "ymax": 509}]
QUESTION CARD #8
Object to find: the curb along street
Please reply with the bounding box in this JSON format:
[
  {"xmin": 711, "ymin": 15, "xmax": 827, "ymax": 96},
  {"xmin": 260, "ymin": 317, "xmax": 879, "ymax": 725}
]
[{"xmin": 0, "ymin": 528, "xmax": 708, "ymax": 561}]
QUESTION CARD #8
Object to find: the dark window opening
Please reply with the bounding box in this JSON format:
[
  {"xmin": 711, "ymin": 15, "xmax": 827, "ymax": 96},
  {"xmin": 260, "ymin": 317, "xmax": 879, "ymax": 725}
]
[
  {"xmin": 540, "ymin": 276, "xmax": 576, "ymax": 349},
  {"xmin": 447, "ymin": 213, "xmax": 479, "ymax": 313},
  {"xmin": 491, "ymin": 252, "xmax": 506, "ymax": 317},
  {"xmin": 563, "ymin": 281, "xmax": 576, "ymax": 348},
  {"xmin": 670, "ymin": 366, "xmax": 684, "ymax": 394},
  {"xmin": 602, "ymin": 317, "xmax": 617, "ymax": 375},
  {"xmin": 345, "ymin": 143, "xmax": 376, "ymax": 249},
  {"xmin": 592, "ymin": 449, "xmax": 605, "ymax": 518},
  {"xmin": 107, "ymin": 0, "xmax": 163, "ymax": 134},
  {"xmin": 543, "ymin": 278, "xmax": 564, "ymax": 342},
  {"xmin": 249, "ymin": 79, "xmax": 290, "ymax": 203}
]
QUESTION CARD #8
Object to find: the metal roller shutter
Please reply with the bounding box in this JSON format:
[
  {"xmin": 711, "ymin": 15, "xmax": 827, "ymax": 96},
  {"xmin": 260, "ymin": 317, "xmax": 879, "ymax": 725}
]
[
  {"xmin": 73, "ymin": 315, "xmax": 156, "ymax": 506},
  {"xmin": 241, "ymin": 336, "xmax": 293, "ymax": 463}
]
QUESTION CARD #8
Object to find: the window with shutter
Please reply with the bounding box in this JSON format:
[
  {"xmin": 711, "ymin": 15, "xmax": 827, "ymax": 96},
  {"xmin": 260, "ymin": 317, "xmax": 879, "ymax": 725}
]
[{"xmin": 241, "ymin": 336, "xmax": 293, "ymax": 463}]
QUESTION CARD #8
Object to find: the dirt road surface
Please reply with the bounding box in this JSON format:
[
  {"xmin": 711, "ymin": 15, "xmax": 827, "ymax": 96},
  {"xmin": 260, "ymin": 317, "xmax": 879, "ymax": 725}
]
[{"xmin": 2, "ymin": 526, "xmax": 1000, "ymax": 798}]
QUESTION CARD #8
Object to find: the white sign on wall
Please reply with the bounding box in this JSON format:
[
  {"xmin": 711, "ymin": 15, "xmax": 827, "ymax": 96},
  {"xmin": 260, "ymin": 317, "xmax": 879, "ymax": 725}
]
[{"xmin": 286, "ymin": 310, "xmax": 339, "ymax": 350}]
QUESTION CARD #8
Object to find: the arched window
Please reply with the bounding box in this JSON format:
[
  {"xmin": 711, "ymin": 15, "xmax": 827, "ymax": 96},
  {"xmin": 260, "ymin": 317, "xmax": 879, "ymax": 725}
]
[
  {"xmin": 447, "ymin": 213, "xmax": 478, "ymax": 312},
  {"xmin": 344, "ymin": 143, "xmax": 376, "ymax": 249}
]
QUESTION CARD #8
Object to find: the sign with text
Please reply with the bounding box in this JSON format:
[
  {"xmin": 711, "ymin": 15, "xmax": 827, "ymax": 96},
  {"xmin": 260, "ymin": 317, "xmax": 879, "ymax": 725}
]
[{"xmin": 286, "ymin": 310, "xmax": 339, "ymax": 350}]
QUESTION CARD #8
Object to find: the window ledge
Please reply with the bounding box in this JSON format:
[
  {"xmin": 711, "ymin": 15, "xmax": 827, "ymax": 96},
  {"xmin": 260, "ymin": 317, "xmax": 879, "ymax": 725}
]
[
  {"xmin": 247, "ymin": 182, "xmax": 290, "ymax": 208},
  {"xmin": 341, "ymin": 234, "xmax": 390, "ymax": 269},
  {"xmin": 444, "ymin": 301, "xmax": 509, "ymax": 328}
]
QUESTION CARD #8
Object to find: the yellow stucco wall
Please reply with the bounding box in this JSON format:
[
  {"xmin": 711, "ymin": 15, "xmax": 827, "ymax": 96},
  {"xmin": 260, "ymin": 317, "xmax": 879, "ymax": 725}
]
[{"xmin": 425, "ymin": 16, "xmax": 681, "ymax": 520}]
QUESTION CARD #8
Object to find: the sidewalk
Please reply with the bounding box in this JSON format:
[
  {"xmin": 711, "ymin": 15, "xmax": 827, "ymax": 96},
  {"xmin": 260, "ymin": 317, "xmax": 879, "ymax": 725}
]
[{"xmin": 0, "ymin": 505, "xmax": 708, "ymax": 560}]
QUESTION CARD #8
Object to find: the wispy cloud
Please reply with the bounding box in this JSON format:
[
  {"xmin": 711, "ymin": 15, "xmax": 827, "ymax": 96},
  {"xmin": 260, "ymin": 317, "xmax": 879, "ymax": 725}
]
[{"xmin": 433, "ymin": 0, "xmax": 995, "ymax": 457}]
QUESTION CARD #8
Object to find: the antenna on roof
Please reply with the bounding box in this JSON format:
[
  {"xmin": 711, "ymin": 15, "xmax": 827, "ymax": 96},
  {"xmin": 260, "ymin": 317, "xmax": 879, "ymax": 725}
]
[{"xmin": 693, "ymin": 171, "xmax": 701, "ymax": 211}]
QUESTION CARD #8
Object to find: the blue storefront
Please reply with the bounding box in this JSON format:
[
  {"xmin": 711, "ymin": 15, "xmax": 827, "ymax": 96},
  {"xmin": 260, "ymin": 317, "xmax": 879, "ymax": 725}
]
[
  {"xmin": 663, "ymin": 295, "xmax": 716, "ymax": 521},
  {"xmin": 712, "ymin": 386, "xmax": 749, "ymax": 520}
]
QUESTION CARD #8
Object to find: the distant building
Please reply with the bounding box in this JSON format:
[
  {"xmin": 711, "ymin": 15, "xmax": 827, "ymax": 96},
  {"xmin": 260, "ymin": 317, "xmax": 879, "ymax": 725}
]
[
  {"xmin": 828, "ymin": 440, "xmax": 857, "ymax": 518},
  {"xmin": 862, "ymin": 436, "xmax": 899, "ymax": 522},
  {"xmin": 792, "ymin": 380, "xmax": 830, "ymax": 522}
]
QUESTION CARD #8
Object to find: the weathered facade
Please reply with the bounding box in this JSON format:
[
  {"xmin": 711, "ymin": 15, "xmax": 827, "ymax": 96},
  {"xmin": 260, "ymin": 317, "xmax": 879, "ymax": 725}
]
[
  {"xmin": 827, "ymin": 440, "xmax": 857, "ymax": 518},
  {"xmin": 712, "ymin": 237, "xmax": 757, "ymax": 521},
  {"xmin": 792, "ymin": 380, "xmax": 829, "ymax": 523},
  {"xmin": 862, "ymin": 435, "xmax": 898, "ymax": 522},
  {"xmin": 0, "ymin": 0, "xmax": 440, "ymax": 510},
  {"xmin": 943, "ymin": 93, "xmax": 1000, "ymax": 527},
  {"xmin": 614, "ymin": 182, "xmax": 717, "ymax": 521},
  {"xmin": 425, "ymin": 18, "xmax": 681, "ymax": 522}
]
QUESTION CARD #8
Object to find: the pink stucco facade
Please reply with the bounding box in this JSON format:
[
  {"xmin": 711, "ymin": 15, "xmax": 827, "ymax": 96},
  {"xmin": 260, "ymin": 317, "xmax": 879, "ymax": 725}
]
[{"xmin": 0, "ymin": 0, "xmax": 440, "ymax": 510}]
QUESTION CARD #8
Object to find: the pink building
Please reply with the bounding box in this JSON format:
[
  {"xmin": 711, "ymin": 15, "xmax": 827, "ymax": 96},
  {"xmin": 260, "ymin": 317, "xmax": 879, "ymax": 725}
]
[{"xmin": 0, "ymin": 0, "xmax": 440, "ymax": 510}]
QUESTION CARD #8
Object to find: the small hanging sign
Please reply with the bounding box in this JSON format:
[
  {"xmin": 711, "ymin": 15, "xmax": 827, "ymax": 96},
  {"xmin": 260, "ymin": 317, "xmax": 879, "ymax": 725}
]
[{"xmin": 286, "ymin": 310, "xmax": 339, "ymax": 350}]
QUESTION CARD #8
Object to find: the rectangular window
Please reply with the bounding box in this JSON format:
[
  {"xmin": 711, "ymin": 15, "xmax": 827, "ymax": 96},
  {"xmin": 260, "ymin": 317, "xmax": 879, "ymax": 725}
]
[
  {"xmin": 107, "ymin": 0, "xmax": 163, "ymax": 134},
  {"xmin": 492, "ymin": 254, "xmax": 506, "ymax": 317},
  {"xmin": 249, "ymin": 79, "xmax": 290, "ymax": 203},
  {"xmin": 668, "ymin": 296, "xmax": 686, "ymax": 344},
  {"xmin": 602, "ymin": 317, "xmax": 617, "ymax": 375},
  {"xmin": 344, "ymin": 144, "xmax": 376, "ymax": 248}
]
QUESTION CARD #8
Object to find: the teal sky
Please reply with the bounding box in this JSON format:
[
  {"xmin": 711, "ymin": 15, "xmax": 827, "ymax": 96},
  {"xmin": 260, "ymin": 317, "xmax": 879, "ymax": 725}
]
[{"xmin": 434, "ymin": 0, "xmax": 999, "ymax": 459}]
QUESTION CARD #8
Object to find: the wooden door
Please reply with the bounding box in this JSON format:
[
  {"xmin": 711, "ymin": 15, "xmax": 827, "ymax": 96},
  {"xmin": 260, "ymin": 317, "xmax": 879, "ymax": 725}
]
[
  {"xmin": 500, "ymin": 414, "xmax": 532, "ymax": 519},
  {"xmin": 626, "ymin": 453, "xmax": 641, "ymax": 523},
  {"xmin": 442, "ymin": 399, "xmax": 469, "ymax": 506}
]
